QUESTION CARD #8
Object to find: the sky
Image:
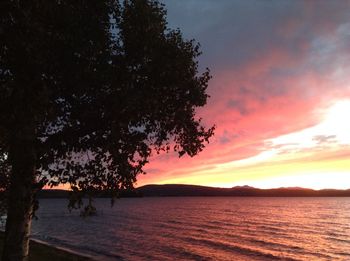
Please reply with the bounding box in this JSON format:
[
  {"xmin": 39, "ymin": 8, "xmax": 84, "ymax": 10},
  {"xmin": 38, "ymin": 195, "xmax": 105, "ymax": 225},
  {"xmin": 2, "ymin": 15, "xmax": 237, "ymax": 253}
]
[{"xmin": 136, "ymin": 0, "xmax": 350, "ymax": 189}]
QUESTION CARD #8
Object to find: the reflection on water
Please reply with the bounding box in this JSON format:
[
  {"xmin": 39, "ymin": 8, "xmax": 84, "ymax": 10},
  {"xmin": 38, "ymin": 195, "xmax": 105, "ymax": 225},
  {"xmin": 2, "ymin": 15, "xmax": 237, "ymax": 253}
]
[{"xmin": 32, "ymin": 197, "xmax": 350, "ymax": 260}]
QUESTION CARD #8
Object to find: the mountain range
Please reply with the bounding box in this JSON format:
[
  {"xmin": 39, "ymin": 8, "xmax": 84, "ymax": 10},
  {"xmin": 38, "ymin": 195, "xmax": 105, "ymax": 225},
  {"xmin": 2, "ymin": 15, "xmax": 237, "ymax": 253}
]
[{"xmin": 37, "ymin": 184, "xmax": 350, "ymax": 198}]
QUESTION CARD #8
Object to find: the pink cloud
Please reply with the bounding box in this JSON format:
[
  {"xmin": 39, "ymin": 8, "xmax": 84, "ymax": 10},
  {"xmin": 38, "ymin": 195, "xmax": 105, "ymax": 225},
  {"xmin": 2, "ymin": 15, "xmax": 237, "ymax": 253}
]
[{"xmin": 137, "ymin": 2, "xmax": 350, "ymax": 187}]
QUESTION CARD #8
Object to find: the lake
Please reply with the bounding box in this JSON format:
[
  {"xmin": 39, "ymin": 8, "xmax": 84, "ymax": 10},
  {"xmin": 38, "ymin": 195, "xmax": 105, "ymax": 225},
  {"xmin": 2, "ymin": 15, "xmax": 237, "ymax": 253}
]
[{"xmin": 31, "ymin": 197, "xmax": 350, "ymax": 260}]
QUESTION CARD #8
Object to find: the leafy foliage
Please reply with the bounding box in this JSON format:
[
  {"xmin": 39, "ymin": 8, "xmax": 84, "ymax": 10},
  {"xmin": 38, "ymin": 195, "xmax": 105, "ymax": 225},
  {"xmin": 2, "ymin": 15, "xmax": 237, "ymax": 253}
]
[{"xmin": 0, "ymin": 0, "xmax": 214, "ymax": 205}]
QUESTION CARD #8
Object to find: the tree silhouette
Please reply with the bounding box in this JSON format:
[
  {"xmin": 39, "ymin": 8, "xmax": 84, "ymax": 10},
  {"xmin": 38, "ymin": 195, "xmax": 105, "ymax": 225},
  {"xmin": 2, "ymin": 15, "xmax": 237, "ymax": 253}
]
[{"xmin": 0, "ymin": 0, "xmax": 214, "ymax": 259}]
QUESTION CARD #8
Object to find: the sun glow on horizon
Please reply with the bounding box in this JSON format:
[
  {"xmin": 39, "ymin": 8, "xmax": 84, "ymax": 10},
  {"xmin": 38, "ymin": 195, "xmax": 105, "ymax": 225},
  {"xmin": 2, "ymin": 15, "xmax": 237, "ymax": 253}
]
[
  {"xmin": 269, "ymin": 100, "xmax": 350, "ymax": 149},
  {"xmin": 138, "ymin": 99, "xmax": 350, "ymax": 190}
]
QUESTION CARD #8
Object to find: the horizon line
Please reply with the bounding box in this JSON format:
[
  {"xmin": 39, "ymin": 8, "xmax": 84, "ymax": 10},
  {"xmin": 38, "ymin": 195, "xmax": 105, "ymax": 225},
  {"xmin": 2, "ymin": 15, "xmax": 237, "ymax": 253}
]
[{"xmin": 46, "ymin": 183, "xmax": 350, "ymax": 191}]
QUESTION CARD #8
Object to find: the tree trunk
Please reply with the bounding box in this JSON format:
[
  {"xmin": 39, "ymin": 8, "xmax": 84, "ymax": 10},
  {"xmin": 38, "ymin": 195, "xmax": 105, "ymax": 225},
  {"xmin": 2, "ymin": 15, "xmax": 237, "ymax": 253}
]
[{"xmin": 2, "ymin": 125, "xmax": 36, "ymax": 261}]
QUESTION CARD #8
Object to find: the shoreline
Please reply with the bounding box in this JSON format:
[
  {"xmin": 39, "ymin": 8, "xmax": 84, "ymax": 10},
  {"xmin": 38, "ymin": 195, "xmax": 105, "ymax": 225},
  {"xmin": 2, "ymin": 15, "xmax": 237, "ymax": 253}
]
[{"xmin": 0, "ymin": 231, "xmax": 93, "ymax": 261}]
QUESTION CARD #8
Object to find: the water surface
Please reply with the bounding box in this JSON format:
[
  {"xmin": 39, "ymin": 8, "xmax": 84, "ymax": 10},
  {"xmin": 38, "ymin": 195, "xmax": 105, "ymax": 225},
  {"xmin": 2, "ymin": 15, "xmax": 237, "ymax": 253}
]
[{"xmin": 32, "ymin": 197, "xmax": 350, "ymax": 260}]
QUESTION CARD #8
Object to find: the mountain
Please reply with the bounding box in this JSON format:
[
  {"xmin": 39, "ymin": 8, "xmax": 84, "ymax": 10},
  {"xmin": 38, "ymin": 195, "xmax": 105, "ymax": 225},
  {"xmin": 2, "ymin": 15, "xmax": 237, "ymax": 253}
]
[
  {"xmin": 36, "ymin": 184, "xmax": 350, "ymax": 198},
  {"xmin": 136, "ymin": 184, "xmax": 350, "ymax": 197},
  {"xmin": 37, "ymin": 189, "xmax": 70, "ymax": 198}
]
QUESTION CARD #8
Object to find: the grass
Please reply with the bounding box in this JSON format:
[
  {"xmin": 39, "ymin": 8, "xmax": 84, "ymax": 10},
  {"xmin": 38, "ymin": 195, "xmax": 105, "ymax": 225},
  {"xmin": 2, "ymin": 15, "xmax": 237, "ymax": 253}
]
[{"xmin": 0, "ymin": 233, "xmax": 91, "ymax": 261}]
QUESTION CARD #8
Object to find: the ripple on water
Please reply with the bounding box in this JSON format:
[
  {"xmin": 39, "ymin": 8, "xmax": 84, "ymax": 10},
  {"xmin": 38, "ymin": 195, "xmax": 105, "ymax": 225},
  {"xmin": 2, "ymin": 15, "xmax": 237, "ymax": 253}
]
[{"xmin": 32, "ymin": 197, "xmax": 350, "ymax": 261}]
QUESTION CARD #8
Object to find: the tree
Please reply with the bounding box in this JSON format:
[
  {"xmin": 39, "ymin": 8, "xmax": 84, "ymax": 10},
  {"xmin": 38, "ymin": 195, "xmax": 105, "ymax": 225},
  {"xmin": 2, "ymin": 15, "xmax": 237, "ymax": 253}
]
[{"xmin": 0, "ymin": 0, "xmax": 214, "ymax": 260}]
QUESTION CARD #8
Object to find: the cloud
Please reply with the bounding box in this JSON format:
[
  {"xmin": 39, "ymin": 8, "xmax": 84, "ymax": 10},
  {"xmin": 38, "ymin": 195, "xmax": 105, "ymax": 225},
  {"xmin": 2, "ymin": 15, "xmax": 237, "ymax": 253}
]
[
  {"xmin": 136, "ymin": 1, "xmax": 350, "ymax": 188},
  {"xmin": 312, "ymin": 135, "xmax": 337, "ymax": 145},
  {"xmin": 163, "ymin": 0, "xmax": 350, "ymax": 70}
]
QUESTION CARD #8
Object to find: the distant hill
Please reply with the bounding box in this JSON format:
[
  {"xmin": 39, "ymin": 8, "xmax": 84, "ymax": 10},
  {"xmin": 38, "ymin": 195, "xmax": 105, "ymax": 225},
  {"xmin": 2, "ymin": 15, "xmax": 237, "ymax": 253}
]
[
  {"xmin": 37, "ymin": 189, "xmax": 70, "ymax": 198},
  {"xmin": 136, "ymin": 184, "xmax": 350, "ymax": 197},
  {"xmin": 37, "ymin": 184, "xmax": 350, "ymax": 198},
  {"xmin": 36, "ymin": 189, "xmax": 141, "ymax": 198}
]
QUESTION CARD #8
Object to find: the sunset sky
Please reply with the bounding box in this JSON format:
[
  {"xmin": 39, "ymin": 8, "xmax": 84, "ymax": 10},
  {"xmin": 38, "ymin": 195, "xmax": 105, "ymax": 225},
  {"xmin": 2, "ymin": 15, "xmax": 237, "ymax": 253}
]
[{"xmin": 136, "ymin": 0, "xmax": 350, "ymax": 189}]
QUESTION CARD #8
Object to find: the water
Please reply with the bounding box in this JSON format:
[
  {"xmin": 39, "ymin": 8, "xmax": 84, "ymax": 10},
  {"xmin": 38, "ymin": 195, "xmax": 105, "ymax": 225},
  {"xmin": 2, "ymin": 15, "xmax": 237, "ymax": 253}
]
[{"xmin": 31, "ymin": 197, "xmax": 350, "ymax": 260}]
